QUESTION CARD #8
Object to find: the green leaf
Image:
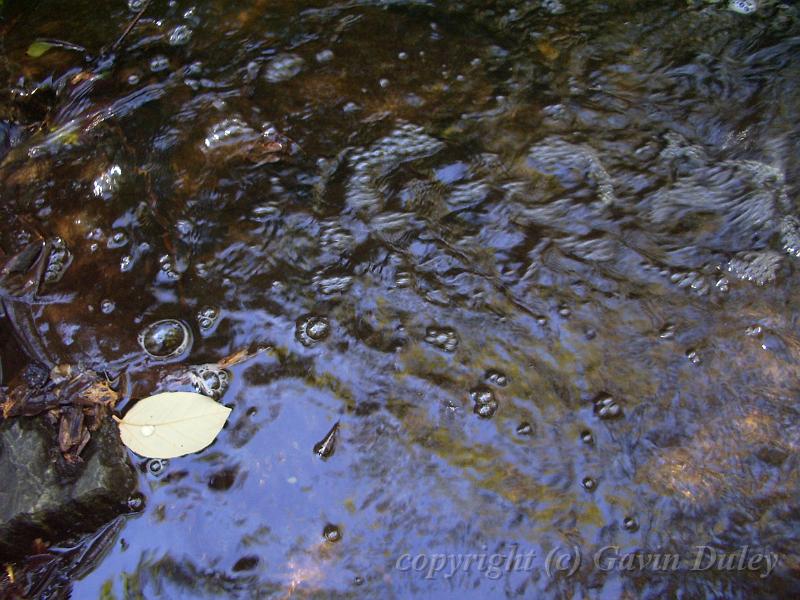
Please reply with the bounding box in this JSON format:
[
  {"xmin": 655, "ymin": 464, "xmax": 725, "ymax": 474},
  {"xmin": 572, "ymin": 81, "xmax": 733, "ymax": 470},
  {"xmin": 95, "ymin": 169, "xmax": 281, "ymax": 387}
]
[
  {"xmin": 116, "ymin": 392, "xmax": 232, "ymax": 459},
  {"xmin": 27, "ymin": 40, "xmax": 56, "ymax": 58}
]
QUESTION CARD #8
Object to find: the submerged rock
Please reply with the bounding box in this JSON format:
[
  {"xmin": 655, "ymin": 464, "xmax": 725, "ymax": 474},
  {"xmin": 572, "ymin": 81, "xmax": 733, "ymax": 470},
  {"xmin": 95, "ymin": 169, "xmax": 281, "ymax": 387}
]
[{"xmin": 0, "ymin": 416, "xmax": 137, "ymax": 561}]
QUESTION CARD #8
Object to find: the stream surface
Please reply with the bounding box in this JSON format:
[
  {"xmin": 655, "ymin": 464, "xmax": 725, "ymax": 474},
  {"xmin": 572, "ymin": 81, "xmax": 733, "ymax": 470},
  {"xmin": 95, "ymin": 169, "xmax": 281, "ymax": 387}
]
[{"xmin": 2, "ymin": 0, "xmax": 800, "ymax": 598}]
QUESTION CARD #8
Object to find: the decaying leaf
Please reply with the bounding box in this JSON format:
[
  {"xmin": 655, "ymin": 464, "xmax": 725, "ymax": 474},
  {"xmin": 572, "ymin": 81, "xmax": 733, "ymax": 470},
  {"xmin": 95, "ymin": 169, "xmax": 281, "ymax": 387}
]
[
  {"xmin": 115, "ymin": 392, "xmax": 231, "ymax": 459},
  {"xmin": 26, "ymin": 41, "xmax": 56, "ymax": 58}
]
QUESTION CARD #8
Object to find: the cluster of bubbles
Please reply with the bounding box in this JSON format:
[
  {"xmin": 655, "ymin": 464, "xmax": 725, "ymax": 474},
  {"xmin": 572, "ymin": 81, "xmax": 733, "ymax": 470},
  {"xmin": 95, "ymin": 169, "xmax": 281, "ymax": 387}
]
[
  {"xmin": 149, "ymin": 55, "xmax": 170, "ymax": 73},
  {"xmin": 203, "ymin": 118, "xmax": 258, "ymax": 153},
  {"xmin": 197, "ymin": 307, "xmax": 219, "ymax": 331},
  {"xmin": 470, "ymin": 385, "xmax": 498, "ymax": 419},
  {"xmin": 346, "ymin": 123, "xmax": 445, "ymax": 213},
  {"xmin": 263, "ymin": 54, "xmax": 305, "ymax": 83},
  {"xmin": 424, "ymin": 326, "xmax": 459, "ymax": 352},
  {"xmin": 592, "ymin": 393, "xmax": 622, "ymax": 420},
  {"xmin": 686, "ymin": 348, "xmax": 701, "ymax": 365},
  {"xmin": 168, "ymin": 25, "xmax": 192, "ymax": 46},
  {"xmin": 726, "ymin": 251, "xmax": 783, "ymax": 286},
  {"xmin": 485, "ymin": 369, "xmax": 508, "ymax": 387},
  {"xmin": 526, "ymin": 137, "xmax": 617, "ymax": 207},
  {"xmin": 138, "ymin": 319, "xmax": 193, "ymax": 360},
  {"xmin": 190, "ymin": 365, "xmax": 231, "ymax": 400},
  {"xmin": 313, "ymin": 274, "xmax": 353, "ymax": 295},
  {"xmin": 158, "ymin": 254, "xmax": 181, "ymax": 281},
  {"xmin": 780, "ymin": 216, "xmax": 800, "ymax": 257},
  {"xmin": 43, "ymin": 237, "xmax": 70, "ymax": 283},
  {"xmin": 658, "ymin": 323, "xmax": 676, "ymax": 339},
  {"xmin": 666, "ymin": 269, "xmax": 729, "ymax": 296},
  {"xmin": 728, "ymin": 0, "xmax": 758, "ymax": 14},
  {"xmin": 92, "ymin": 165, "xmax": 122, "ymax": 200},
  {"xmin": 541, "ymin": 0, "xmax": 565, "ymax": 15}
]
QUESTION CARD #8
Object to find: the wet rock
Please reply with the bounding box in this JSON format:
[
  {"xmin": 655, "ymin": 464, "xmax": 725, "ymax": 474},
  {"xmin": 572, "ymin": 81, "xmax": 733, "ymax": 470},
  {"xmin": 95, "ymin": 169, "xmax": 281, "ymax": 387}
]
[{"xmin": 0, "ymin": 416, "xmax": 137, "ymax": 561}]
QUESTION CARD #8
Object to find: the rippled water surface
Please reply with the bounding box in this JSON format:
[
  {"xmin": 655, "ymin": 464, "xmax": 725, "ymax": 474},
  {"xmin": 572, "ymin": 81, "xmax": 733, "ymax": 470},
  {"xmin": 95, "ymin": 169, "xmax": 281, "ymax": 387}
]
[{"xmin": 2, "ymin": 0, "xmax": 800, "ymax": 597}]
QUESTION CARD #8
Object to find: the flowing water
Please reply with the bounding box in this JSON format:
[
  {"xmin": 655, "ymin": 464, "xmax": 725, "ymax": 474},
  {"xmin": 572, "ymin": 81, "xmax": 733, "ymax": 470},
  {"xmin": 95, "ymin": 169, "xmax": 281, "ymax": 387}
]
[{"xmin": 1, "ymin": 0, "xmax": 800, "ymax": 597}]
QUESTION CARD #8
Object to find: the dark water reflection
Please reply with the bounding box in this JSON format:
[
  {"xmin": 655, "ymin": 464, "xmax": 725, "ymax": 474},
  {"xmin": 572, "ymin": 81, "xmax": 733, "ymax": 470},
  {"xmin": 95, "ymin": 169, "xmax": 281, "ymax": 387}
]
[{"xmin": 2, "ymin": 0, "xmax": 800, "ymax": 597}]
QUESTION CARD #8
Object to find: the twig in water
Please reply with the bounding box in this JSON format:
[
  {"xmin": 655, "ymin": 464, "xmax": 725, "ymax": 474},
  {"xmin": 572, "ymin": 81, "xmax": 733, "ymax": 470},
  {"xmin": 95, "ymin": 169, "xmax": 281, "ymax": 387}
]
[{"xmin": 110, "ymin": 0, "xmax": 153, "ymax": 53}]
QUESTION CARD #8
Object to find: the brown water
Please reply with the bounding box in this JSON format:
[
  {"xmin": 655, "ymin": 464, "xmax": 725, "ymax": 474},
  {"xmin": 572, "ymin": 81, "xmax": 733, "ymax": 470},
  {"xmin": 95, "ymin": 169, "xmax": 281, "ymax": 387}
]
[{"xmin": 2, "ymin": 0, "xmax": 800, "ymax": 597}]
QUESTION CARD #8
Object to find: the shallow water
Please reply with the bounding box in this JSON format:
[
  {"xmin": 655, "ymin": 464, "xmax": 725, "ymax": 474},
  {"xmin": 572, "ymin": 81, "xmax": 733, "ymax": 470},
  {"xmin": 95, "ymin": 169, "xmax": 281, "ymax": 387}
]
[{"xmin": 2, "ymin": 0, "xmax": 800, "ymax": 597}]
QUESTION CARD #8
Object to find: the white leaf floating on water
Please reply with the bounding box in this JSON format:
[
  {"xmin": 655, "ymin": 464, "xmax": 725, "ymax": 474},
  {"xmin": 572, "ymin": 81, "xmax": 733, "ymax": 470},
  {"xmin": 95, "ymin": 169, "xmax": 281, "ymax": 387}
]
[{"xmin": 116, "ymin": 392, "xmax": 231, "ymax": 459}]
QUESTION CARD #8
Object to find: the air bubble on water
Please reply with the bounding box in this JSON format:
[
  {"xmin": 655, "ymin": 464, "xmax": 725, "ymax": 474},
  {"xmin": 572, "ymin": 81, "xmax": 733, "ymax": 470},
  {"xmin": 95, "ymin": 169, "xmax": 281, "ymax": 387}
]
[
  {"xmin": 100, "ymin": 299, "xmax": 115, "ymax": 314},
  {"xmin": 263, "ymin": 54, "xmax": 304, "ymax": 83},
  {"xmin": 581, "ymin": 476, "xmax": 597, "ymax": 491},
  {"xmin": 296, "ymin": 315, "xmax": 331, "ymax": 347},
  {"xmin": 147, "ymin": 458, "xmax": 167, "ymax": 476},
  {"xmin": 659, "ymin": 323, "xmax": 676, "ymax": 339},
  {"xmin": 138, "ymin": 319, "xmax": 193, "ymax": 360},
  {"xmin": 127, "ymin": 492, "xmax": 145, "ymax": 512},
  {"xmin": 108, "ymin": 231, "xmax": 128, "ymax": 249},
  {"xmin": 175, "ymin": 219, "xmax": 193, "ymax": 237},
  {"xmin": 516, "ymin": 422, "xmax": 533, "ymax": 436},
  {"xmin": 398, "ymin": 51, "xmax": 408, "ymax": 60},
  {"xmin": 485, "ymin": 369, "xmax": 508, "ymax": 387},
  {"xmin": 168, "ymin": 25, "xmax": 192, "ymax": 46},
  {"xmin": 150, "ymin": 55, "xmax": 170, "ymax": 73},
  {"xmin": 316, "ymin": 49, "xmax": 334, "ymax": 63},
  {"xmin": 584, "ymin": 328, "xmax": 597, "ymax": 340},
  {"xmin": 425, "ymin": 326, "xmax": 458, "ymax": 352},
  {"xmin": 623, "ymin": 516, "xmax": 639, "ymax": 532},
  {"xmin": 471, "ymin": 385, "xmax": 498, "ymax": 419},
  {"xmin": 593, "ymin": 393, "xmax": 622, "ymax": 420},
  {"xmin": 128, "ymin": 0, "xmax": 146, "ymax": 10},
  {"xmin": 323, "ymin": 524, "xmax": 342, "ymax": 543},
  {"xmin": 686, "ymin": 348, "xmax": 701, "ymax": 365},
  {"xmin": 536, "ymin": 316, "xmax": 548, "ymax": 326},
  {"xmin": 580, "ymin": 429, "xmax": 594, "ymax": 444},
  {"xmin": 728, "ymin": 0, "xmax": 758, "ymax": 14},
  {"xmin": 379, "ymin": 78, "xmax": 390, "ymax": 88}
]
